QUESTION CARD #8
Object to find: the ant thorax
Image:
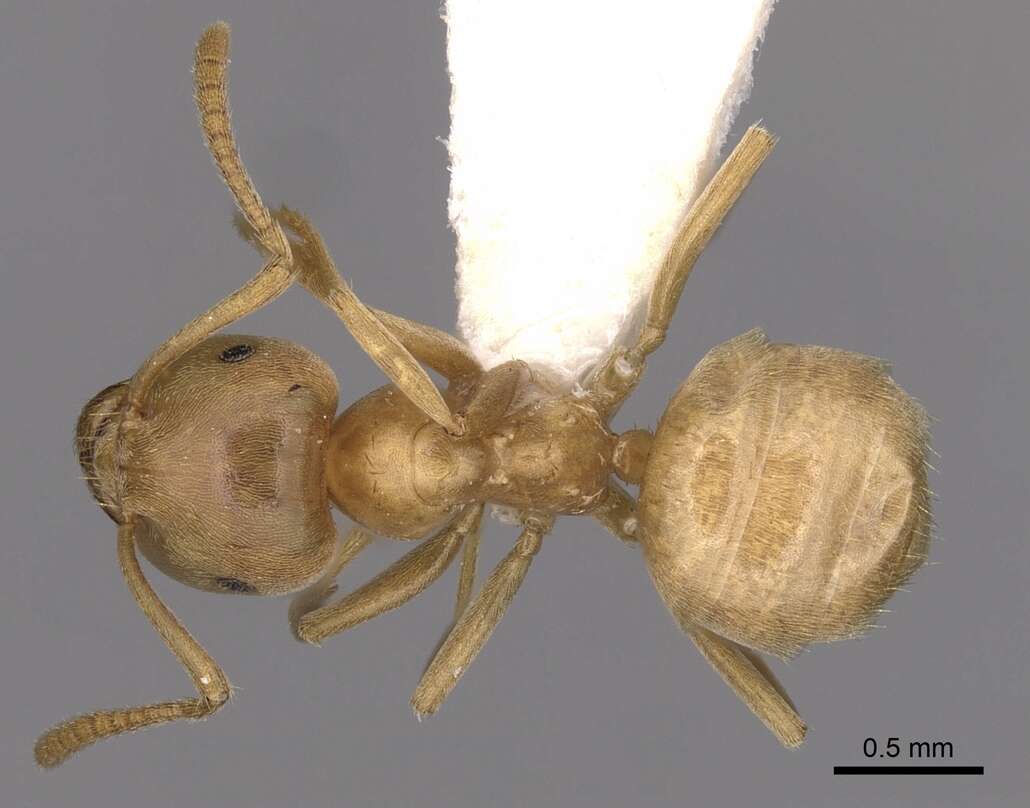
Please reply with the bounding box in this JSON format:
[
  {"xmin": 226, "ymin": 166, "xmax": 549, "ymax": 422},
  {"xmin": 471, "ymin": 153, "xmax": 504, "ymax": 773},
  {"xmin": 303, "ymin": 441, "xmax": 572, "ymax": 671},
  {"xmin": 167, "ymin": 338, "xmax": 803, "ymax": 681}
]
[
  {"xmin": 325, "ymin": 370, "xmax": 617, "ymax": 541},
  {"xmin": 476, "ymin": 394, "xmax": 615, "ymax": 514}
]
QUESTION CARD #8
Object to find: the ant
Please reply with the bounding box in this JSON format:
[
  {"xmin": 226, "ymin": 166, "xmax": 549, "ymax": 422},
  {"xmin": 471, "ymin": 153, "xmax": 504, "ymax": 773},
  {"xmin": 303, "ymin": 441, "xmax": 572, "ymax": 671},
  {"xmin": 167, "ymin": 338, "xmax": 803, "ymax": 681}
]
[{"xmin": 36, "ymin": 22, "xmax": 930, "ymax": 767}]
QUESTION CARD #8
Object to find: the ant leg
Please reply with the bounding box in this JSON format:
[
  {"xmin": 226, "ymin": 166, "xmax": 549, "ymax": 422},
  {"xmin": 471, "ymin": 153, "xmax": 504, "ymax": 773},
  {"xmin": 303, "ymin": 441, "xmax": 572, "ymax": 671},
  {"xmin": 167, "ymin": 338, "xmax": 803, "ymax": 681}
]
[
  {"xmin": 452, "ymin": 516, "xmax": 480, "ymax": 621},
  {"xmin": 588, "ymin": 125, "xmax": 777, "ymax": 419},
  {"xmin": 589, "ymin": 485, "xmax": 805, "ymax": 746},
  {"xmin": 289, "ymin": 527, "xmax": 373, "ymax": 640},
  {"xmin": 590, "ymin": 481, "xmax": 640, "ymax": 543},
  {"xmin": 296, "ymin": 505, "xmax": 484, "ymax": 645},
  {"xmin": 240, "ymin": 206, "xmax": 483, "ymax": 387},
  {"xmin": 35, "ymin": 520, "xmax": 230, "ymax": 767},
  {"xmin": 416, "ymin": 507, "xmax": 483, "ymax": 668},
  {"xmin": 688, "ymin": 627, "xmax": 807, "ymax": 748},
  {"xmin": 250, "ymin": 208, "xmax": 480, "ymax": 382},
  {"xmin": 459, "ymin": 361, "xmax": 527, "ymax": 437},
  {"xmin": 272, "ymin": 207, "xmax": 470, "ymax": 433},
  {"xmin": 291, "ymin": 210, "xmax": 480, "ymax": 382},
  {"xmin": 411, "ymin": 514, "xmax": 553, "ymax": 716},
  {"xmin": 370, "ymin": 308, "xmax": 482, "ymax": 384},
  {"xmin": 126, "ymin": 23, "xmax": 300, "ymax": 412},
  {"xmin": 200, "ymin": 24, "xmax": 468, "ymax": 432},
  {"xmin": 286, "ymin": 204, "xmax": 522, "ymax": 427}
]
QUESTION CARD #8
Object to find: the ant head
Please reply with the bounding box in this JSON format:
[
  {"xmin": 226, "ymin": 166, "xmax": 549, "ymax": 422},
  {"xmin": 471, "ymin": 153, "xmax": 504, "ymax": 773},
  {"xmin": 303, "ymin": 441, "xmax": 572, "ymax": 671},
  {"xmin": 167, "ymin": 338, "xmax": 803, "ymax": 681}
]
[{"xmin": 77, "ymin": 335, "xmax": 344, "ymax": 597}]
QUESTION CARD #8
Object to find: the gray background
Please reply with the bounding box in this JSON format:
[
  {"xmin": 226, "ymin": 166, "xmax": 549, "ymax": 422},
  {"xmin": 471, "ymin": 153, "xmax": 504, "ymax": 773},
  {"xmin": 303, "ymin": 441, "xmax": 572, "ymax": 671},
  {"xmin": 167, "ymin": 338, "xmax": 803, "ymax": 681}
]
[{"xmin": 2, "ymin": 1, "xmax": 1027, "ymax": 806}]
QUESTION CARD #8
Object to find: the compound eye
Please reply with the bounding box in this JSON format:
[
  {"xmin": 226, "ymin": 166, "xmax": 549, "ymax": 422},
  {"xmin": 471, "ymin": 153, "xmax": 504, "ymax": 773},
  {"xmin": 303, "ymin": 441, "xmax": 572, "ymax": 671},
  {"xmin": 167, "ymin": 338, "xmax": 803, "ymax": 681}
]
[
  {"xmin": 216, "ymin": 577, "xmax": 256, "ymax": 594},
  {"xmin": 219, "ymin": 343, "xmax": 255, "ymax": 363}
]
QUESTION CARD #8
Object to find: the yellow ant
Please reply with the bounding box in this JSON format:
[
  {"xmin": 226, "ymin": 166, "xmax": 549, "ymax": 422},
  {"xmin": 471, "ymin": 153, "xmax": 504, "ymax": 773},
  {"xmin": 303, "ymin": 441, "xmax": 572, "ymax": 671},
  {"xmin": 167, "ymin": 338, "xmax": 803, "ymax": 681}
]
[{"xmin": 36, "ymin": 22, "xmax": 930, "ymax": 767}]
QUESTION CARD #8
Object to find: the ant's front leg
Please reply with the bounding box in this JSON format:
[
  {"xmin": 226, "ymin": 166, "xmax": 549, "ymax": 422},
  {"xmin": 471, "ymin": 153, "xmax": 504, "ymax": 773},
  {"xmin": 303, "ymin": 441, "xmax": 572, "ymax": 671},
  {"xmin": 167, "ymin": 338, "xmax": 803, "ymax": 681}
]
[
  {"xmin": 455, "ymin": 360, "xmax": 529, "ymax": 437},
  {"xmin": 268, "ymin": 210, "xmax": 483, "ymax": 382},
  {"xmin": 289, "ymin": 527, "xmax": 373, "ymax": 640},
  {"xmin": 270, "ymin": 208, "xmax": 473, "ymax": 435},
  {"xmin": 295, "ymin": 505, "xmax": 484, "ymax": 645},
  {"xmin": 370, "ymin": 307, "xmax": 482, "ymax": 383}
]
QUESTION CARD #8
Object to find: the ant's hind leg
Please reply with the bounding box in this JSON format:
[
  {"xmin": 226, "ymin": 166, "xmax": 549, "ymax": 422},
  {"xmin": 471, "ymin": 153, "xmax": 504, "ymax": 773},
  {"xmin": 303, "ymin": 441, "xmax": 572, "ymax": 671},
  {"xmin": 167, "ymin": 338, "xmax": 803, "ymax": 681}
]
[
  {"xmin": 590, "ymin": 481, "xmax": 640, "ymax": 543},
  {"xmin": 590, "ymin": 484, "xmax": 806, "ymax": 747},
  {"xmin": 588, "ymin": 125, "xmax": 777, "ymax": 419},
  {"xmin": 688, "ymin": 628, "xmax": 807, "ymax": 748},
  {"xmin": 412, "ymin": 514, "xmax": 553, "ymax": 716},
  {"xmin": 296, "ymin": 505, "xmax": 484, "ymax": 645}
]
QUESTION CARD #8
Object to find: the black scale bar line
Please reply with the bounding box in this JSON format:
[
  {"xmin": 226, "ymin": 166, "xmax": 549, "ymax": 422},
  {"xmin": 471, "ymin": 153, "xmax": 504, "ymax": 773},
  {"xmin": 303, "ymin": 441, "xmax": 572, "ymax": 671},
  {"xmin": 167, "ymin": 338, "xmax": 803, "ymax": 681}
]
[{"xmin": 833, "ymin": 765, "xmax": 984, "ymax": 776}]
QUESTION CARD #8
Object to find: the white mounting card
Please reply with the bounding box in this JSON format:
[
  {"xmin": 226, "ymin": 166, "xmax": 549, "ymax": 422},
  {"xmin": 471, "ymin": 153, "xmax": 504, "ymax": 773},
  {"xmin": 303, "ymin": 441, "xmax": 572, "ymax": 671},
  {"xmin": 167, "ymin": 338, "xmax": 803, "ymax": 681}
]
[{"xmin": 447, "ymin": 0, "xmax": 775, "ymax": 384}]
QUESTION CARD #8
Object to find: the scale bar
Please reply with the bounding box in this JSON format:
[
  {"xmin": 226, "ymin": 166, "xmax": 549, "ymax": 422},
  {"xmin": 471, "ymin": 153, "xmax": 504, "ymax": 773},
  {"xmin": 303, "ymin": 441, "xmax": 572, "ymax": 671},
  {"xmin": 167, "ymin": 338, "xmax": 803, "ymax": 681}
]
[{"xmin": 834, "ymin": 765, "xmax": 984, "ymax": 776}]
